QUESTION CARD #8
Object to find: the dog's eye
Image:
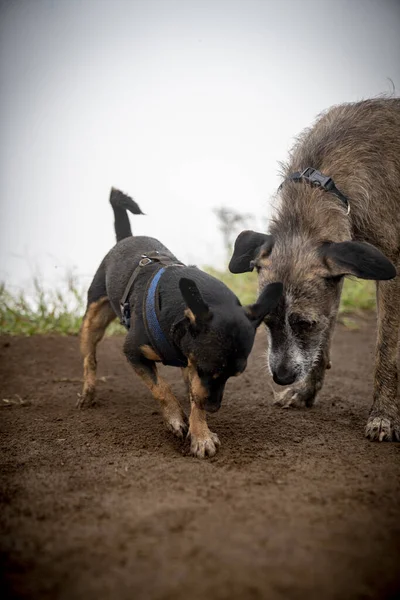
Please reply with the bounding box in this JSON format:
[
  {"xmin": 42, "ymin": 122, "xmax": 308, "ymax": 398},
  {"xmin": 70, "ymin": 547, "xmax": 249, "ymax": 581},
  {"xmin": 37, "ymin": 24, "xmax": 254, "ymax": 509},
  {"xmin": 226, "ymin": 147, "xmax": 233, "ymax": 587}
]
[{"xmin": 290, "ymin": 317, "xmax": 316, "ymax": 333}]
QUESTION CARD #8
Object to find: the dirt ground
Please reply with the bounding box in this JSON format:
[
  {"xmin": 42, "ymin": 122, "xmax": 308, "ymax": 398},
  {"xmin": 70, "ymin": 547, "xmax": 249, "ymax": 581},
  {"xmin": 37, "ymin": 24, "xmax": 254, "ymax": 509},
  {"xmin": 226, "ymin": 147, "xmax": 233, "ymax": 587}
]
[{"xmin": 1, "ymin": 315, "xmax": 400, "ymax": 600}]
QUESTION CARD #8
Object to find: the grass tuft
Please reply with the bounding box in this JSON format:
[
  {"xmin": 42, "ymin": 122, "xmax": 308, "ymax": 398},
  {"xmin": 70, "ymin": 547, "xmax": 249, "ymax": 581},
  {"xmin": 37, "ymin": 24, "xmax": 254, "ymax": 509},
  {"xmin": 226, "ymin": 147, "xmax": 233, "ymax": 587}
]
[
  {"xmin": 339, "ymin": 278, "xmax": 376, "ymax": 313},
  {"xmin": 0, "ymin": 273, "xmax": 126, "ymax": 337},
  {"xmin": 0, "ymin": 274, "xmax": 85, "ymax": 336}
]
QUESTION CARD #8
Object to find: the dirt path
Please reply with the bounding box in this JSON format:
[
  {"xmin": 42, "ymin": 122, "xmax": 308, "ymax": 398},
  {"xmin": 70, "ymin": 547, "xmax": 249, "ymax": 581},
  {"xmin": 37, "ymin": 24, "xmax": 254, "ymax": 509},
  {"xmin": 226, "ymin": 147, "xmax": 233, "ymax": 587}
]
[{"xmin": 1, "ymin": 316, "xmax": 399, "ymax": 600}]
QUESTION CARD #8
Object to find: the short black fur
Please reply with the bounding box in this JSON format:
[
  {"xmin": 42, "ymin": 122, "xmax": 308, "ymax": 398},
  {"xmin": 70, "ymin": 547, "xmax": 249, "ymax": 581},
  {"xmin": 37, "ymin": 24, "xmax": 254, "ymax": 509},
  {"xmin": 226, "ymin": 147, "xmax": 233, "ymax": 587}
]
[{"xmin": 229, "ymin": 230, "xmax": 272, "ymax": 273}]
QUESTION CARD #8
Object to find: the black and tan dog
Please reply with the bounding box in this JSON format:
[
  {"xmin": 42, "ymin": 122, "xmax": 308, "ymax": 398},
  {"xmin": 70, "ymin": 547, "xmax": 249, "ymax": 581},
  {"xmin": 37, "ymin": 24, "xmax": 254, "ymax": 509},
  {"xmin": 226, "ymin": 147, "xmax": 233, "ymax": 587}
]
[
  {"xmin": 78, "ymin": 188, "xmax": 282, "ymax": 458},
  {"xmin": 229, "ymin": 98, "xmax": 399, "ymax": 441}
]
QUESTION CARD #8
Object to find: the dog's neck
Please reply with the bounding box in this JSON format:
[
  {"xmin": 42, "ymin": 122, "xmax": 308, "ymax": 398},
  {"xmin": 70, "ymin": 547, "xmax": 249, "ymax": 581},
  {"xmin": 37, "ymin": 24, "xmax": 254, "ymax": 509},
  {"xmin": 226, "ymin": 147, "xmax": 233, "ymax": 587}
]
[{"xmin": 271, "ymin": 183, "xmax": 351, "ymax": 244}]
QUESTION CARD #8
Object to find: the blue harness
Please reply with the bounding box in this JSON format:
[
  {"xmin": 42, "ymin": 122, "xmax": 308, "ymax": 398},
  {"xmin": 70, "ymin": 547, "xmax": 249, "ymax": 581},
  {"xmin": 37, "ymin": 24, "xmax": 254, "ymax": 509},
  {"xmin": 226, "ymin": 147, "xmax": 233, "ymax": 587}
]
[
  {"xmin": 120, "ymin": 253, "xmax": 187, "ymax": 368},
  {"xmin": 143, "ymin": 267, "xmax": 187, "ymax": 367}
]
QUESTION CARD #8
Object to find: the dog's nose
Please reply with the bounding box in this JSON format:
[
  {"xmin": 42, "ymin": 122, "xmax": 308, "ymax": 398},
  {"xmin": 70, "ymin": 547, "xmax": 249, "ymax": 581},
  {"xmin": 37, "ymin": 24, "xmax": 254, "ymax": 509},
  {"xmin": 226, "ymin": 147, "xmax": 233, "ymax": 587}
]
[
  {"xmin": 272, "ymin": 367, "xmax": 296, "ymax": 386},
  {"xmin": 204, "ymin": 398, "xmax": 221, "ymax": 413}
]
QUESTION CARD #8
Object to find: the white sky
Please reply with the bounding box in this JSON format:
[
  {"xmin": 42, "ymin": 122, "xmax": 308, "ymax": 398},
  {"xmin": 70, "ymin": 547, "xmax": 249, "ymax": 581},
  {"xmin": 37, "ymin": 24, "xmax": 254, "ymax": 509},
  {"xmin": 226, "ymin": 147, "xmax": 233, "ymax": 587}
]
[{"xmin": 1, "ymin": 0, "xmax": 399, "ymax": 293}]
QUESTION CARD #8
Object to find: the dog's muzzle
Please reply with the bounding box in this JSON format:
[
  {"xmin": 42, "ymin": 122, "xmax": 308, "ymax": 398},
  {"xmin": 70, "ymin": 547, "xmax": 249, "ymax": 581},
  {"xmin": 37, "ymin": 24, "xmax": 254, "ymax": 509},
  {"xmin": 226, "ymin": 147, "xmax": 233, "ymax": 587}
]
[{"xmin": 204, "ymin": 398, "xmax": 222, "ymax": 413}]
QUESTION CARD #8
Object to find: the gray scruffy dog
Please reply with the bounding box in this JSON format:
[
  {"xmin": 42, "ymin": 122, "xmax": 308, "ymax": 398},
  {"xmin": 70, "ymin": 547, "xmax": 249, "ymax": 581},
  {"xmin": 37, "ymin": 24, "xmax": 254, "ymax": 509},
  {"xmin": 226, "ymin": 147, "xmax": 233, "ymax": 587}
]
[{"xmin": 230, "ymin": 98, "xmax": 399, "ymax": 441}]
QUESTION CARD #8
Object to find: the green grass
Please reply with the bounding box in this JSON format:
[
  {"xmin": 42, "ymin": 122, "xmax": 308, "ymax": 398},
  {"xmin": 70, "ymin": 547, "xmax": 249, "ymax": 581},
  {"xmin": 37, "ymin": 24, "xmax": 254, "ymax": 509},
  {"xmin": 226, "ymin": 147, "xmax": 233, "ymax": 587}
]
[
  {"xmin": 0, "ymin": 270, "xmax": 376, "ymax": 337},
  {"xmin": 339, "ymin": 278, "xmax": 376, "ymax": 313},
  {"xmin": 0, "ymin": 275, "xmax": 84, "ymax": 336},
  {"xmin": 205, "ymin": 267, "xmax": 259, "ymax": 306},
  {"xmin": 0, "ymin": 275, "xmax": 124, "ymax": 337}
]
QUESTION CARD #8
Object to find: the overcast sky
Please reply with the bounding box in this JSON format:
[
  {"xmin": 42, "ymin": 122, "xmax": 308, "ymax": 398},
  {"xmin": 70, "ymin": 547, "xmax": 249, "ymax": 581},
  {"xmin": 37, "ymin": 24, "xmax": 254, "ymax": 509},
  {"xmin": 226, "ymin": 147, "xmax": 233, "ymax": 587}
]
[{"xmin": 1, "ymin": 0, "xmax": 399, "ymax": 293}]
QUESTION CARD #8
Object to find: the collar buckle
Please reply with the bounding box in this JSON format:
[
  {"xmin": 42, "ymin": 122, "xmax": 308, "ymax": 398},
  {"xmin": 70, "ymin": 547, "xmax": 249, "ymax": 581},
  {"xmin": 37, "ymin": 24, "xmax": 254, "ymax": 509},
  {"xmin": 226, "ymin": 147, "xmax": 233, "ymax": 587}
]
[
  {"xmin": 280, "ymin": 167, "xmax": 350, "ymax": 213},
  {"xmin": 300, "ymin": 168, "xmax": 333, "ymax": 192}
]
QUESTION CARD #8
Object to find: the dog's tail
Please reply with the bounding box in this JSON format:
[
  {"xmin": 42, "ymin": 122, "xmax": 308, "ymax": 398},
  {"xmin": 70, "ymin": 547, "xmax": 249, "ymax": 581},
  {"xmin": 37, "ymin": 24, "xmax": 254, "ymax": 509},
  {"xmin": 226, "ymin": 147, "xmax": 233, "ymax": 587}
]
[{"xmin": 109, "ymin": 187, "xmax": 144, "ymax": 242}]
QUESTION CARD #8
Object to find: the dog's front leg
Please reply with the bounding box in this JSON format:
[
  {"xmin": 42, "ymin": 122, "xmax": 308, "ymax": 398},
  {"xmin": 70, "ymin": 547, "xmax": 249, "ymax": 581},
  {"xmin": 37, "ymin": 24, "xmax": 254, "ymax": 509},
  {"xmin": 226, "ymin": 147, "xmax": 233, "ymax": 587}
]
[
  {"xmin": 188, "ymin": 400, "xmax": 220, "ymax": 459},
  {"xmin": 185, "ymin": 366, "xmax": 220, "ymax": 458},
  {"xmin": 366, "ymin": 275, "xmax": 400, "ymax": 441},
  {"xmin": 127, "ymin": 348, "xmax": 188, "ymax": 439}
]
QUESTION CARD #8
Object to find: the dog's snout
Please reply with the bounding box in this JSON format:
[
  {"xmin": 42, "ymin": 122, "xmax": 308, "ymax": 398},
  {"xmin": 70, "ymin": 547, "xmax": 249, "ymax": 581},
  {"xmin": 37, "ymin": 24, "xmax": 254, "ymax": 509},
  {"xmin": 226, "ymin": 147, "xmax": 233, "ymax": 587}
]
[
  {"xmin": 272, "ymin": 366, "xmax": 297, "ymax": 386},
  {"xmin": 204, "ymin": 399, "xmax": 221, "ymax": 413},
  {"xmin": 203, "ymin": 384, "xmax": 225, "ymax": 413}
]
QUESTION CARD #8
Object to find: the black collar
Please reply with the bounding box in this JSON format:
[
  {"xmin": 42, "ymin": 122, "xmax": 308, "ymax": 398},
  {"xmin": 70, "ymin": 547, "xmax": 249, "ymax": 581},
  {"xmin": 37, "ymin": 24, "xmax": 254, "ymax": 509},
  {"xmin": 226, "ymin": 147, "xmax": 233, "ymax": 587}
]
[{"xmin": 279, "ymin": 167, "xmax": 350, "ymax": 213}]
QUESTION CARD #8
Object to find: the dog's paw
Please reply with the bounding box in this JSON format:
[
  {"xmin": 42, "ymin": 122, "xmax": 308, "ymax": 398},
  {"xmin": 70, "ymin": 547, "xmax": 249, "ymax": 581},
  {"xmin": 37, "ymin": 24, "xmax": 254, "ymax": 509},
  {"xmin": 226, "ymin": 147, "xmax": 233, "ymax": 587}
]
[
  {"xmin": 188, "ymin": 430, "xmax": 220, "ymax": 459},
  {"xmin": 273, "ymin": 386, "xmax": 316, "ymax": 409},
  {"xmin": 165, "ymin": 413, "xmax": 188, "ymax": 439},
  {"xmin": 365, "ymin": 415, "xmax": 400, "ymax": 442},
  {"xmin": 76, "ymin": 390, "xmax": 95, "ymax": 409}
]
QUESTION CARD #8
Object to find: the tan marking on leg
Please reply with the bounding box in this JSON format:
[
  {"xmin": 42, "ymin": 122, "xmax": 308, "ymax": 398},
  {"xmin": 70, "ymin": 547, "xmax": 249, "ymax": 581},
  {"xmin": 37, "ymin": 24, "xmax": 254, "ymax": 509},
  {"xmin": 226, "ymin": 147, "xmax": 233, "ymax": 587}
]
[
  {"xmin": 186, "ymin": 360, "xmax": 207, "ymax": 406},
  {"xmin": 140, "ymin": 344, "xmax": 161, "ymax": 361},
  {"xmin": 183, "ymin": 359, "xmax": 220, "ymax": 457},
  {"xmin": 78, "ymin": 297, "xmax": 116, "ymax": 408},
  {"xmin": 189, "ymin": 401, "xmax": 210, "ymax": 440},
  {"xmin": 190, "ymin": 371, "xmax": 208, "ymax": 403},
  {"xmin": 133, "ymin": 364, "xmax": 188, "ymax": 439},
  {"xmin": 188, "ymin": 400, "xmax": 220, "ymax": 459}
]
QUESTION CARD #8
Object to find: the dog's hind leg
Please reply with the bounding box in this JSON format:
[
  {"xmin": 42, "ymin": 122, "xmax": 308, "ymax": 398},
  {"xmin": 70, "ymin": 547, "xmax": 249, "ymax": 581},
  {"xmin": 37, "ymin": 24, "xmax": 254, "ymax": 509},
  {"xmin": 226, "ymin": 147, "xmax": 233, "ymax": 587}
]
[
  {"xmin": 78, "ymin": 296, "xmax": 116, "ymax": 408},
  {"xmin": 366, "ymin": 267, "xmax": 400, "ymax": 441}
]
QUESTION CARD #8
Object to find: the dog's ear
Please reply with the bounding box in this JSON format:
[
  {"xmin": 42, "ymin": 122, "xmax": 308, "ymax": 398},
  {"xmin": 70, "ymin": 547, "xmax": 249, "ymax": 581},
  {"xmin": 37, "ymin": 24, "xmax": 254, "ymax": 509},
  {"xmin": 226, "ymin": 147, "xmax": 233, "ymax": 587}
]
[
  {"xmin": 179, "ymin": 278, "xmax": 212, "ymax": 326},
  {"xmin": 320, "ymin": 241, "xmax": 396, "ymax": 281},
  {"xmin": 245, "ymin": 282, "xmax": 283, "ymax": 327},
  {"xmin": 229, "ymin": 230, "xmax": 273, "ymax": 274}
]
